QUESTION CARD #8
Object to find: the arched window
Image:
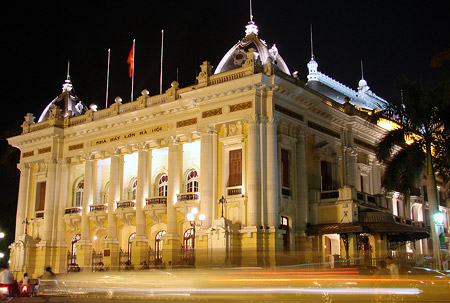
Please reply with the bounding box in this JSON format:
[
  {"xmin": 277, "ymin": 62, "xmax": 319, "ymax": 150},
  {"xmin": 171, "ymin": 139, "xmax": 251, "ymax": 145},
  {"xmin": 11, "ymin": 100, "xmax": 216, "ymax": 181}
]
[
  {"xmin": 128, "ymin": 232, "xmax": 136, "ymax": 260},
  {"xmin": 75, "ymin": 180, "xmax": 84, "ymax": 207},
  {"xmin": 70, "ymin": 234, "xmax": 81, "ymax": 264},
  {"xmin": 131, "ymin": 179, "xmax": 137, "ymax": 200},
  {"xmin": 158, "ymin": 174, "xmax": 168, "ymax": 197},
  {"xmin": 155, "ymin": 230, "xmax": 166, "ymax": 261},
  {"xmin": 186, "ymin": 170, "xmax": 198, "ymax": 193}
]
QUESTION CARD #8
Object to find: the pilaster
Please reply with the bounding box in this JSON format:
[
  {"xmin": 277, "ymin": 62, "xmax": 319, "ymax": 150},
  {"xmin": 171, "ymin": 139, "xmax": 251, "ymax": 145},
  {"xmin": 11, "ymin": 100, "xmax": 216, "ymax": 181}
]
[{"xmin": 247, "ymin": 115, "xmax": 261, "ymax": 227}]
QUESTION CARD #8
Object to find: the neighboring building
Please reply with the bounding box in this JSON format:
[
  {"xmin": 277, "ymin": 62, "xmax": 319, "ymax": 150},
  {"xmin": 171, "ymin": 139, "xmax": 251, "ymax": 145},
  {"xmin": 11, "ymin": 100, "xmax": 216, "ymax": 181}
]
[{"xmin": 7, "ymin": 19, "xmax": 448, "ymax": 278}]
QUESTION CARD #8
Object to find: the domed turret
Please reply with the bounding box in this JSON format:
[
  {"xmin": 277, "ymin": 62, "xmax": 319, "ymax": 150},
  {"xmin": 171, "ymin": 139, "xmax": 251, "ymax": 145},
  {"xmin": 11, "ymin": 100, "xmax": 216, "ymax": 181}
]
[
  {"xmin": 38, "ymin": 68, "xmax": 88, "ymax": 122},
  {"xmin": 214, "ymin": 19, "xmax": 290, "ymax": 75}
]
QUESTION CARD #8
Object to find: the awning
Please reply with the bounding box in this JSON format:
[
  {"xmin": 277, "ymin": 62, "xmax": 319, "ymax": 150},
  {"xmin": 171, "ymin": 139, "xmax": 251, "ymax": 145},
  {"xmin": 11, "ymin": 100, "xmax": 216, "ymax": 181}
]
[{"xmin": 306, "ymin": 221, "xmax": 430, "ymax": 242}]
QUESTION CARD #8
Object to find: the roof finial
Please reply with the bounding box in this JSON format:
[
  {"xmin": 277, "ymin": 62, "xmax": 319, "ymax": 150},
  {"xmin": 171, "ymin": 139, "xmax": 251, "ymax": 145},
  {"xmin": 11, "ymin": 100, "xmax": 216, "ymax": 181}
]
[
  {"xmin": 245, "ymin": 0, "xmax": 258, "ymax": 36},
  {"xmin": 310, "ymin": 23, "xmax": 315, "ymax": 60},
  {"xmin": 66, "ymin": 60, "xmax": 71, "ymax": 81},
  {"xmin": 360, "ymin": 59, "xmax": 364, "ymax": 80},
  {"xmin": 358, "ymin": 59, "xmax": 369, "ymax": 93}
]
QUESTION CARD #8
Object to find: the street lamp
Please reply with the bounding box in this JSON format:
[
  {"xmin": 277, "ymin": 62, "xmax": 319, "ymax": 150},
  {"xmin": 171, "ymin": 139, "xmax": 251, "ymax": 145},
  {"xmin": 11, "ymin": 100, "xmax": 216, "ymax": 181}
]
[
  {"xmin": 218, "ymin": 195, "xmax": 227, "ymax": 218},
  {"xmin": 434, "ymin": 211, "xmax": 445, "ymax": 225},
  {"xmin": 0, "ymin": 232, "xmax": 4, "ymax": 239},
  {"xmin": 187, "ymin": 208, "xmax": 205, "ymax": 249}
]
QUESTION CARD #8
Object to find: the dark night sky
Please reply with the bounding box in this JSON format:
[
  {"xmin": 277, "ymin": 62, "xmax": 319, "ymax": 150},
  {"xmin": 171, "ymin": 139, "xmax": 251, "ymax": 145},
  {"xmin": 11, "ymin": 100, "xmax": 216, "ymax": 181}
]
[{"xmin": 0, "ymin": 1, "xmax": 448, "ymax": 248}]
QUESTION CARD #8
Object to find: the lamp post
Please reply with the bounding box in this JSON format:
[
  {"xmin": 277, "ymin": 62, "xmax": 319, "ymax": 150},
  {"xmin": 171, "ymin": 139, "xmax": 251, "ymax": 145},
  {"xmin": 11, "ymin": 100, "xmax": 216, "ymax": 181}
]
[
  {"xmin": 218, "ymin": 195, "xmax": 227, "ymax": 218},
  {"xmin": 187, "ymin": 208, "xmax": 205, "ymax": 249}
]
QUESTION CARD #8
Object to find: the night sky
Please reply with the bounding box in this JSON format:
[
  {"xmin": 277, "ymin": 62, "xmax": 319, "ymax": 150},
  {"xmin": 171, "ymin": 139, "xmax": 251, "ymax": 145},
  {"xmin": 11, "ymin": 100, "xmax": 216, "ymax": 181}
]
[{"xmin": 0, "ymin": 1, "xmax": 448, "ymax": 254}]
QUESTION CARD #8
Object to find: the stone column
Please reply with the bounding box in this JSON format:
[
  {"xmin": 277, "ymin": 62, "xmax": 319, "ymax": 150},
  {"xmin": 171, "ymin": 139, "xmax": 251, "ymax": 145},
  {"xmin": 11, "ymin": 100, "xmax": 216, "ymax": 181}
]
[
  {"xmin": 55, "ymin": 158, "xmax": 70, "ymax": 273},
  {"xmin": 371, "ymin": 159, "xmax": 382, "ymax": 195},
  {"xmin": 131, "ymin": 144, "xmax": 149, "ymax": 265},
  {"xmin": 80, "ymin": 155, "xmax": 93, "ymax": 242},
  {"xmin": 42, "ymin": 159, "xmax": 57, "ymax": 243},
  {"xmin": 348, "ymin": 148, "xmax": 358, "ymax": 188},
  {"xmin": 163, "ymin": 137, "xmax": 181, "ymax": 263},
  {"xmin": 56, "ymin": 158, "xmax": 70, "ymax": 243},
  {"xmin": 200, "ymin": 129, "xmax": 214, "ymax": 227},
  {"xmin": 266, "ymin": 117, "xmax": 278, "ymax": 227},
  {"xmin": 15, "ymin": 163, "xmax": 30, "ymax": 240},
  {"xmin": 104, "ymin": 148, "xmax": 120, "ymax": 269},
  {"xmin": 260, "ymin": 117, "xmax": 267, "ymax": 227},
  {"xmin": 135, "ymin": 145, "xmax": 148, "ymax": 237},
  {"xmin": 296, "ymin": 129, "xmax": 308, "ymax": 232},
  {"xmin": 247, "ymin": 115, "xmax": 261, "ymax": 227},
  {"xmin": 78, "ymin": 154, "xmax": 94, "ymax": 270},
  {"xmin": 147, "ymin": 149, "xmax": 153, "ymax": 198}
]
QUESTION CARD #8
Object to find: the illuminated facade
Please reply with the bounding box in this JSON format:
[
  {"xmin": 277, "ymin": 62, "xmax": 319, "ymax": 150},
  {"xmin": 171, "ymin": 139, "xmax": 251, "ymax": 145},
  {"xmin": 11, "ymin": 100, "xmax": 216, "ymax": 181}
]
[{"xmin": 8, "ymin": 19, "xmax": 448, "ymax": 278}]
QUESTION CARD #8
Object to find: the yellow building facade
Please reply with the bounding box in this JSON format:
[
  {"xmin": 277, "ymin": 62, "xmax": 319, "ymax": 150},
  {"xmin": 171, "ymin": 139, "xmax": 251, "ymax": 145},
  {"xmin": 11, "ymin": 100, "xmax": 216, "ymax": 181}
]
[{"xmin": 8, "ymin": 20, "xmax": 447, "ymax": 278}]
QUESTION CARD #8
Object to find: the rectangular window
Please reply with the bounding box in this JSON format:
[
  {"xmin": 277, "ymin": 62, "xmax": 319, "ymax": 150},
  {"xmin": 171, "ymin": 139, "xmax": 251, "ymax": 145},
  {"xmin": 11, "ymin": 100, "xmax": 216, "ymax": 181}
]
[
  {"xmin": 281, "ymin": 149, "xmax": 290, "ymax": 188},
  {"xmin": 35, "ymin": 181, "xmax": 46, "ymax": 211},
  {"xmin": 228, "ymin": 149, "xmax": 242, "ymax": 187},
  {"xmin": 321, "ymin": 161, "xmax": 333, "ymax": 191}
]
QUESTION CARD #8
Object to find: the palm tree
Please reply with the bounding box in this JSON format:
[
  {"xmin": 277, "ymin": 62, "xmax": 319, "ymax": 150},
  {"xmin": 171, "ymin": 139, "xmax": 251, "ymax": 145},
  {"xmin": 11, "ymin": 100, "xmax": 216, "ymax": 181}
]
[{"xmin": 375, "ymin": 77, "xmax": 448, "ymax": 269}]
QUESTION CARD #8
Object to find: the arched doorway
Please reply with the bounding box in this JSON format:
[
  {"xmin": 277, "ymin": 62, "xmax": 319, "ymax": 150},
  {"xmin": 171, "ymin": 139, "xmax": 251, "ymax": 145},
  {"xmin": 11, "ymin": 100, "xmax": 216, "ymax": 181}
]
[
  {"xmin": 155, "ymin": 230, "xmax": 166, "ymax": 262},
  {"xmin": 182, "ymin": 228, "xmax": 195, "ymax": 265},
  {"xmin": 280, "ymin": 216, "xmax": 290, "ymax": 251},
  {"xmin": 68, "ymin": 234, "xmax": 81, "ymax": 270},
  {"xmin": 128, "ymin": 232, "xmax": 136, "ymax": 260}
]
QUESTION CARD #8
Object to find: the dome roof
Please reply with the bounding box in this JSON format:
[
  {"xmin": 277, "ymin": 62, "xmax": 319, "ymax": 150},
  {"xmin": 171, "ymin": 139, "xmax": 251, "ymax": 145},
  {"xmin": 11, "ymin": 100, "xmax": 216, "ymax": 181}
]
[
  {"xmin": 214, "ymin": 21, "xmax": 290, "ymax": 75},
  {"xmin": 38, "ymin": 76, "xmax": 88, "ymax": 122}
]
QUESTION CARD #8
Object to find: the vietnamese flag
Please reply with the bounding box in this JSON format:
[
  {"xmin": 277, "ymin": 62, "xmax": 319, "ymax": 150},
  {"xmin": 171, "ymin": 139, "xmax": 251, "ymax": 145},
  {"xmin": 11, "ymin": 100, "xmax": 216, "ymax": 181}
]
[{"xmin": 127, "ymin": 42, "xmax": 135, "ymax": 78}]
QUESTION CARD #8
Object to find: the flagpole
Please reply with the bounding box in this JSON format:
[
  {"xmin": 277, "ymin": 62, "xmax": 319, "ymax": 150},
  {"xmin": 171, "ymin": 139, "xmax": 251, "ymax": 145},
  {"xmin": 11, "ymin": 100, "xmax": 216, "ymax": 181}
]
[
  {"xmin": 106, "ymin": 48, "xmax": 111, "ymax": 108},
  {"xmin": 160, "ymin": 29, "xmax": 164, "ymax": 95},
  {"xmin": 131, "ymin": 39, "xmax": 135, "ymax": 102}
]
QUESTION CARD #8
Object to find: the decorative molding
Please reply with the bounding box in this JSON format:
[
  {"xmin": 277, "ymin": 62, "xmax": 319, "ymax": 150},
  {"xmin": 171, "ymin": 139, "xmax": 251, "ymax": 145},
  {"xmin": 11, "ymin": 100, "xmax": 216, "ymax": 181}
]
[
  {"xmin": 176, "ymin": 118, "xmax": 197, "ymax": 128},
  {"xmin": 307, "ymin": 121, "xmax": 340, "ymax": 139},
  {"xmin": 202, "ymin": 108, "xmax": 222, "ymax": 118},
  {"xmin": 354, "ymin": 138, "xmax": 376, "ymax": 152},
  {"xmin": 230, "ymin": 101, "xmax": 252, "ymax": 112},
  {"xmin": 22, "ymin": 151, "xmax": 34, "ymax": 158},
  {"xmin": 275, "ymin": 104, "xmax": 304, "ymax": 121},
  {"xmin": 68, "ymin": 143, "xmax": 84, "ymax": 151}
]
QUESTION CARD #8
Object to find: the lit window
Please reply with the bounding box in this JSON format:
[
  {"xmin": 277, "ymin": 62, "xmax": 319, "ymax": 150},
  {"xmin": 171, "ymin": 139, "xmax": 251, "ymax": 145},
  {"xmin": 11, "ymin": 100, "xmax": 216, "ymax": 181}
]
[
  {"xmin": 75, "ymin": 180, "xmax": 84, "ymax": 207},
  {"xmin": 158, "ymin": 174, "xmax": 168, "ymax": 197},
  {"xmin": 131, "ymin": 179, "xmax": 137, "ymax": 200},
  {"xmin": 186, "ymin": 170, "xmax": 198, "ymax": 192}
]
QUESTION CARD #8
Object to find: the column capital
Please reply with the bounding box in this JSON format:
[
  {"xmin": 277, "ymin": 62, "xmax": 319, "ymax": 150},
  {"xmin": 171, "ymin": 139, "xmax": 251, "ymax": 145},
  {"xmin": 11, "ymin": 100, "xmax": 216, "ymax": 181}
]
[
  {"xmin": 46, "ymin": 158, "xmax": 58, "ymax": 166},
  {"xmin": 83, "ymin": 152, "xmax": 95, "ymax": 161},
  {"xmin": 266, "ymin": 115, "xmax": 279, "ymax": 126},
  {"xmin": 110, "ymin": 147, "xmax": 121, "ymax": 156},
  {"xmin": 166, "ymin": 135, "xmax": 180, "ymax": 145},
  {"xmin": 245, "ymin": 113, "xmax": 260, "ymax": 125},
  {"xmin": 17, "ymin": 162, "xmax": 30, "ymax": 171},
  {"xmin": 136, "ymin": 142, "xmax": 149, "ymax": 151}
]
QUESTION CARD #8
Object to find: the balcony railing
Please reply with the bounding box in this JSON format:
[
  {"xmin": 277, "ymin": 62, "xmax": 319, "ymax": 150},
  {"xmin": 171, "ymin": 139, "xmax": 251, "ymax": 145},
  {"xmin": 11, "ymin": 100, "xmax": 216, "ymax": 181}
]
[
  {"xmin": 320, "ymin": 190, "xmax": 339, "ymax": 200},
  {"xmin": 64, "ymin": 207, "xmax": 82, "ymax": 214},
  {"xmin": 177, "ymin": 193, "xmax": 199, "ymax": 202},
  {"xmin": 146, "ymin": 197, "xmax": 167, "ymax": 205},
  {"xmin": 116, "ymin": 201, "xmax": 135, "ymax": 209},
  {"xmin": 90, "ymin": 204, "xmax": 107, "ymax": 212},
  {"xmin": 227, "ymin": 186, "xmax": 242, "ymax": 196}
]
